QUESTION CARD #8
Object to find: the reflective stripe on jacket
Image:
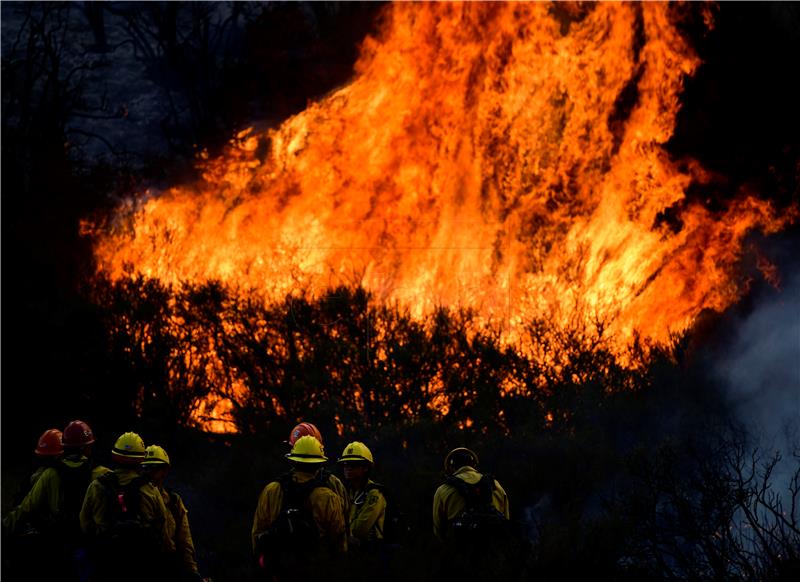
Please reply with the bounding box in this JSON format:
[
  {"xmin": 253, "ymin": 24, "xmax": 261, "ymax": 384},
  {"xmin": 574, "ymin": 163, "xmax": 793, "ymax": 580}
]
[{"xmin": 432, "ymin": 466, "xmax": 510, "ymax": 540}]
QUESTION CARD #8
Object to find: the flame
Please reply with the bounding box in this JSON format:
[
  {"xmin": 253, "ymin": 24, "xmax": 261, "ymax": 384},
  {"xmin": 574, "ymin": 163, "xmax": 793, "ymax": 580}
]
[{"xmin": 88, "ymin": 3, "xmax": 792, "ymax": 430}]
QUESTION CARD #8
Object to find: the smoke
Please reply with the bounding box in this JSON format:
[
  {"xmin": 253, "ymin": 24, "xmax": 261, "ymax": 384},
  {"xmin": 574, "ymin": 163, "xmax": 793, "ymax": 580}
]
[{"xmin": 713, "ymin": 249, "xmax": 800, "ymax": 480}]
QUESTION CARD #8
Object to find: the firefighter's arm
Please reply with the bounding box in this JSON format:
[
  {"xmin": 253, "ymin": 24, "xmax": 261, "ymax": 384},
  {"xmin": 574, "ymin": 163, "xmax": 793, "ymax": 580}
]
[
  {"xmin": 329, "ymin": 474, "xmax": 351, "ymax": 519},
  {"xmin": 141, "ymin": 484, "xmax": 176, "ymax": 554},
  {"xmin": 80, "ymin": 480, "xmax": 103, "ymax": 536},
  {"xmin": 3, "ymin": 470, "xmax": 56, "ymax": 534},
  {"xmin": 350, "ymin": 489, "xmax": 386, "ymax": 541},
  {"xmin": 494, "ymin": 480, "xmax": 510, "ymax": 519},
  {"xmin": 315, "ymin": 489, "xmax": 347, "ymax": 553},
  {"xmin": 173, "ymin": 494, "xmax": 199, "ymax": 573},
  {"xmin": 251, "ymin": 482, "xmax": 280, "ymax": 553},
  {"xmin": 432, "ymin": 485, "xmax": 447, "ymax": 540}
]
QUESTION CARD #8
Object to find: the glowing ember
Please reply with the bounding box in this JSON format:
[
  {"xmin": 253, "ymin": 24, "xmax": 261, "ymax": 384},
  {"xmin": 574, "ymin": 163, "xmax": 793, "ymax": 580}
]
[{"xmin": 87, "ymin": 3, "xmax": 792, "ymax": 430}]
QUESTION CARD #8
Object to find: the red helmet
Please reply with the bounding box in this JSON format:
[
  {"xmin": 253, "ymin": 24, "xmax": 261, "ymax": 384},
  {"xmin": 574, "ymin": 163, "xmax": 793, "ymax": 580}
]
[
  {"xmin": 62, "ymin": 420, "xmax": 96, "ymax": 447},
  {"xmin": 288, "ymin": 422, "xmax": 323, "ymax": 447},
  {"xmin": 35, "ymin": 429, "xmax": 64, "ymax": 457}
]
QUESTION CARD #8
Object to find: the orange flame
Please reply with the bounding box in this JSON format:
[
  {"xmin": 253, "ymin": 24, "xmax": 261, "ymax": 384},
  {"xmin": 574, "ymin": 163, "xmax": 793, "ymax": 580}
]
[{"xmin": 88, "ymin": 3, "xmax": 792, "ymax": 430}]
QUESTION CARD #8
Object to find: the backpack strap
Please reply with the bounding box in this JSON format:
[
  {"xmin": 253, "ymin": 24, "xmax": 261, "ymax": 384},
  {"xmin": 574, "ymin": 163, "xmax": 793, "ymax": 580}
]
[
  {"xmin": 98, "ymin": 471, "xmax": 120, "ymax": 495},
  {"xmin": 98, "ymin": 473, "xmax": 148, "ymax": 517},
  {"xmin": 126, "ymin": 475, "xmax": 151, "ymax": 490},
  {"xmin": 445, "ymin": 473, "xmax": 495, "ymax": 508},
  {"xmin": 55, "ymin": 460, "xmax": 94, "ymax": 527},
  {"xmin": 278, "ymin": 473, "xmax": 330, "ymax": 510}
]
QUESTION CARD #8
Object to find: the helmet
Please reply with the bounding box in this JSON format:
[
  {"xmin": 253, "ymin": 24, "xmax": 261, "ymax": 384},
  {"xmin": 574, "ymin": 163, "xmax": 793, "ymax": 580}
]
[
  {"xmin": 35, "ymin": 429, "xmax": 64, "ymax": 456},
  {"xmin": 141, "ymin": 444, "xmax": 170, "ymax": 467},
  {"xmin": 288, "ymin": 422, "xmax": 323, "ymax": 447},
  {"xmin": 285, "ymin": 435, "xmax": 327, "ymax": 464},
  {"xmin": 337, "ymin": 441, "xmax": 374, "ymax": 465},
  {"xmin": 111, "ymin": 432, "xmax": 146, "ymax": 464},
  {"xmin": 62, "ymin": 420, "xmax": 95, "ymax": 447},
  {"xmin": 444, "ymin": 447, "xmax": 479, "ymax": 474}
]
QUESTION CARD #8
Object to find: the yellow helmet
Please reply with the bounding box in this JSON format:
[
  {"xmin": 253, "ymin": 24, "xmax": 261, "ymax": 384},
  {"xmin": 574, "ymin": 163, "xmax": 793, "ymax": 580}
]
[
  {"xmin": 111, "ymin": 432, "xmax": 146, "ymax": 464},
  {"xmin": 337, "ymin": 441, "xmax": 374, "ymax": 465},
  {"xmin": 142, "ymin": 444, "xmax": 170, "ymax": 467},
  {"xmin": 285, "ymin": 435, "xmax": 327, "ymax": 464},
  {"xmin": 444, "ymin": 447, "xmax": 478, "ymax": 474}
]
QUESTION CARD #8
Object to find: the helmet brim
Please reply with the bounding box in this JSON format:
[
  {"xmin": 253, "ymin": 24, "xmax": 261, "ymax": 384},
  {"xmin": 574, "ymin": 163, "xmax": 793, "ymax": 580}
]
[
  {"xmin": 337, "ymin": 455, "xmax": 372, "ymax": 464},
  {"xmin": 285, "ymin": 453, "xmax": 328, "ymax": 463}
]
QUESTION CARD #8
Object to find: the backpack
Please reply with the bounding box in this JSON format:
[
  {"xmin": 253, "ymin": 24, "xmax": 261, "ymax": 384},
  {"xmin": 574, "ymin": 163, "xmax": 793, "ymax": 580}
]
[
  {"xmin": 96, "ymin": 472, "xmax": 160, "ymax": 556},
  {"xmin": 258, "ymin": 473, "xmax": 330, "ymax": 553},
  {"xmin": 364, "ymin": 482, "xmax": 411, "ymax": 546},
  {"xmin": 445, "ymin": 473, "xmax": 510, "ymax": 545},
  {"xmin": 55, "ymin": 460, "xmax": 94, "ymax": 540}
]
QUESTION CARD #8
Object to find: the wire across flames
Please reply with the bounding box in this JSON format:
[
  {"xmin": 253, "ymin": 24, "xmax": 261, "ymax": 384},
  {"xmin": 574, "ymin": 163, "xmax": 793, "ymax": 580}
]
[{"xmin": 86, "ymin": 3, "xmax": 793, "ymax": 432}]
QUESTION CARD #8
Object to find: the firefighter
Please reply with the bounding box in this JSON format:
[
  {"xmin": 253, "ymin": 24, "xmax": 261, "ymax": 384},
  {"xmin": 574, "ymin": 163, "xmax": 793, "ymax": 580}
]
[
  {"xmin": 337, "ymin": 441, "xmax": 386, "ymax": 547},
  {"xmin": 432, "ymin": 447, "xmax": 518, "ymax": 582},
  {"xmin": 432, "ymin": 447, "xmax": 509, "ymax": 541},
  {"xmin": 141, "ymin": 444, "xmax": 204, "ymax": 582},
  {"xmin": 10, "ymin": 428, "xmax": 63, "ymax": 506},
  {"xmin": 288, "ymin": 422, "xmax": 350, "ymax": 519},
  {"xmin": 2, "ymin": 420, "xmax": 109, "ymax": 580},
  {"xmin": 80, "ymin": 431, "xmax": 176, "ymax": 582},
  {"xmin": 252, "ymin": 435, "xmax": 347, "ymax": 579},
  {"xmin": 30, "ymin": 428, "xmax": 64, "ymax": 484}
]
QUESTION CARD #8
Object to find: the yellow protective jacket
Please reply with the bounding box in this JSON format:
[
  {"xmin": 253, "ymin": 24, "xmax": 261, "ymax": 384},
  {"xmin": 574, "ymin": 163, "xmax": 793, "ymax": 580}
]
[
  {"xmin": 252, "ymin": 469, "xmax": 347, "ymax": 554},
  {"xmin": 80, "ymin": 467, "xmax": 176, "ymax": 554},
  {"xmin": 158, "ymin": 485, "xmax": 199, "ymax": 574},
  {"xmin": 432, "ymin": 466, "xmax": 510, "ymax": 540},
  {"xmin": 29, "ymin": 466, "xmax": 47, "ymax": 488},
  {"xmin": 347, "ymin": 479, "xmax": 386, "ymax": 543},
  {"xmin": 3, "ymin": 455, "xmax": 110, "ymax": 535},
  {"xmin": 326, "ymin": 471, "xmax": 350, "ymax": 526}
]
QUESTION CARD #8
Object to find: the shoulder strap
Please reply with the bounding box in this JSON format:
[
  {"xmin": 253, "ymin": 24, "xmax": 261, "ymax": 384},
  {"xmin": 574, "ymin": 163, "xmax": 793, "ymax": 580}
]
[
  {"xmin": 52, "ymin": 461, "xmax": 94, "ymax": 533},
  {"xmin": 279, "ymin": 473, "xmax": 329, "ymax": 510},
  {"xmin": 56, "ymin": 460, "xmax": 93, "ymax": 494},
  {"xmin": 445, "ymin": 475, "xmax": 470, "ymax": 495},
  {"xmin": 446, "ymin": 474, "xmax": 495, "ymax": 507},
  {"xmin": 105, "ymin": 474, "xmax": 149, "ymax": 518},
  {"xmin": 98, "ymin": 470, "xmax": 120, "ymax": 492},
  {"xmin": 98, "ymin": 472, "xmax": 125, "ymax": 518},
  {"xmin": 125, "ymin": 475, "xmax": 150, "ymax": 491}
]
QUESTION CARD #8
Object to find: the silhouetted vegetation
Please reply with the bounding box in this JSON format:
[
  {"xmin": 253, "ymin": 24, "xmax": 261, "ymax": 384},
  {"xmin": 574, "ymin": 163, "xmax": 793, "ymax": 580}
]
[{"xmin": 76, "ymin": 277, "xmax": 799, "ymax": 581}]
